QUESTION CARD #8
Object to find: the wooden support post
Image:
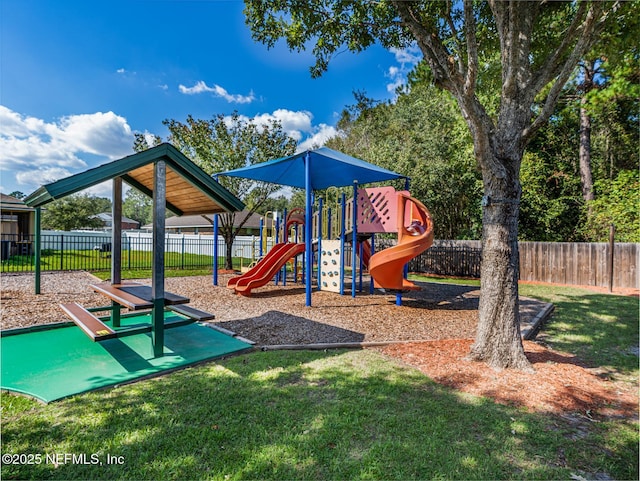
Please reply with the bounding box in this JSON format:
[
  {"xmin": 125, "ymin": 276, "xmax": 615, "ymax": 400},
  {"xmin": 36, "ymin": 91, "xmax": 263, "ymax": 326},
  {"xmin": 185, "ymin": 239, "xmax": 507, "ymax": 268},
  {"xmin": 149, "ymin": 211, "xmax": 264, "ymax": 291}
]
[
  {"xmin": 152, "ymin": 160, "xmax": 166, "ymax": 357},
  {"xmin": 111, "ymin": 177, "xmax": 122, "ymax": 285},
  {"xmin": 111, "ymin": 301, "xmax": 121, "ymax": 328},
  {"xmin": 111, "ymin": 177, "xmax": 123, "ymax": 327}
]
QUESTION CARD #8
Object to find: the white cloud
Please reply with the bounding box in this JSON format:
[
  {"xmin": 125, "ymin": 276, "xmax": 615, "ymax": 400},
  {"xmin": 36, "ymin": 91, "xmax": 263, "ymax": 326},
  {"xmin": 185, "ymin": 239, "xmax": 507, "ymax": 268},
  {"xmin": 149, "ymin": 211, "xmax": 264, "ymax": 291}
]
[
  {"xmin": 390, "ymin": 45, "xmax": 422, "ymax": 66},
  {"xmin": 54, "ymin": 112, "xmax": 133, "ymax": 156},
  {"xmin": 0, "ymin": 106, "xmax": 134, "ymax": 194},
  {"xmin": 224, "ymin": 109, "xmax": 337, "ymax": 152},
  {"xmin": 178, "ymin": 80, "xmax": 255, "ymax": 104},
  {"xmin": 251, "ymin": 109, "xmax": 313, "ymax": 141},
  {"xmin": 297, "ymin": 124, "xmax": 338, "ymax": 152},
  {"xmin": 386, "ymin": 45, "xmax": 422, "ymax": 95},
  {"xmin": 82, "ymin": 180, "xmax": 115, "ymax": 198},
  {"xmin": 16, "ymin": 167, "xmax": 73, "ymax": 186}
]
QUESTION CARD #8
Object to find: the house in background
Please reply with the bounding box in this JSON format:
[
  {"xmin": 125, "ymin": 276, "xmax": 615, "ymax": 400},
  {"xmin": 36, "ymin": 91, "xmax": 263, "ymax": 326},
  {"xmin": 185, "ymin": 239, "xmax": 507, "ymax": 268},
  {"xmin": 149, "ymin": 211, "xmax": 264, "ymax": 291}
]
[
  {"xmin": 0, "ymin": 193, "xmax": 36, "ymax": 258},
  {"xmin": 143, "ymin": 210, "xmax": 262, "ymax": 236},
  {"xmin": 91, "ymin": 212, "xmax": 140, "ymax": 231}
]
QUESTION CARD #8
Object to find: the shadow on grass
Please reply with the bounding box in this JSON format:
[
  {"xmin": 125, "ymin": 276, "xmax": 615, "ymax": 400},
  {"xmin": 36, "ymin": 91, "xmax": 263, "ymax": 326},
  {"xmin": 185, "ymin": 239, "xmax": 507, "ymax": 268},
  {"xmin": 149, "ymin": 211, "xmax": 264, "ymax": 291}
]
[
  {"xmin": 2, "ymin": 349, "xmax": 638, "ymax": 481},
  {"xmin": 533, "ymin": 290, "xmax": 639, "ymax": 376}
]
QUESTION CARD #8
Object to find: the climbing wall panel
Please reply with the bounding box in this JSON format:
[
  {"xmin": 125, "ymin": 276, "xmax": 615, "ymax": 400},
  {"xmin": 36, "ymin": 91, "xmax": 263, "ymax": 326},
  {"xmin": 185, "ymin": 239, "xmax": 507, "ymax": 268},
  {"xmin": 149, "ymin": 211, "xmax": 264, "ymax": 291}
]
[{"xmin": 319, "ymin": 240, "xmax": 342, "ymax": 293}]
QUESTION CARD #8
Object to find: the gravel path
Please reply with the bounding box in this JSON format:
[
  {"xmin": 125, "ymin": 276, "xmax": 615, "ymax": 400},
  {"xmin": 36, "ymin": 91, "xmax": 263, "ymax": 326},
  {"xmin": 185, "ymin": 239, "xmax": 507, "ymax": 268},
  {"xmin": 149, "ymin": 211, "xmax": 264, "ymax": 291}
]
[{"xmin": 1, "ymin": 271, "xmax": 547, "ymax": 345}]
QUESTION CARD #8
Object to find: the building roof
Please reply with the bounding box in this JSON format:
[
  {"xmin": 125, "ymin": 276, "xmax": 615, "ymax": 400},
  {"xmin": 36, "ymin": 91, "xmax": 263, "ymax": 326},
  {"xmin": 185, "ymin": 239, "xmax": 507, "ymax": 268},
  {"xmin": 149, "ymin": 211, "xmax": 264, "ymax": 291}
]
[
  {"xmin": 0, "ymin": 194, "xmax": 35, "ymax": 212},
  {"xmin": 93, "ymin": 212, "xmax": 140, "ymax": 226},
  {"xmin": 24, "ymin": 143, "xmax": 245, "ymax": 216}
]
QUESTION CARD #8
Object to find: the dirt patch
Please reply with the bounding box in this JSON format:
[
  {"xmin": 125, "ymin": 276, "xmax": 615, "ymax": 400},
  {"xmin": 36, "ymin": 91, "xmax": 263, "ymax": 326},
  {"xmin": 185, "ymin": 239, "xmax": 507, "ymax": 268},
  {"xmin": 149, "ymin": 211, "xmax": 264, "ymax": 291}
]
[{"xmin": 374, "ymin": 339, "xmax": 638, "ymax": 418}]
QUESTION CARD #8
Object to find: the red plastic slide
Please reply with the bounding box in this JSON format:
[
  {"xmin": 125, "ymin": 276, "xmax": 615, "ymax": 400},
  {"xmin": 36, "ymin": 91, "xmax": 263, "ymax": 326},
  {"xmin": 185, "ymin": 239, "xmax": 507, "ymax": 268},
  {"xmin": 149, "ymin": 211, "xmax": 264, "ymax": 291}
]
[
  {"xmin": 369, "ymin": 193, "xmax": 434, "ymax": 291},
  {"xmin": 227, "ymin": 243, "xmax": 305, "ymax": 296}
]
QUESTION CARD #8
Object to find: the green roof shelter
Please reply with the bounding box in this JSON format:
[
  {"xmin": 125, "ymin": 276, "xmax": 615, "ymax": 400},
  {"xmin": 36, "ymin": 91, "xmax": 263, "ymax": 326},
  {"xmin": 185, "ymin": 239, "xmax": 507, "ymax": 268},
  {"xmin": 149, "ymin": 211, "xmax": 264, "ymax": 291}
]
[{"xmin": 24, "ymin": 143, "xmax": 244, "ymax": 356}]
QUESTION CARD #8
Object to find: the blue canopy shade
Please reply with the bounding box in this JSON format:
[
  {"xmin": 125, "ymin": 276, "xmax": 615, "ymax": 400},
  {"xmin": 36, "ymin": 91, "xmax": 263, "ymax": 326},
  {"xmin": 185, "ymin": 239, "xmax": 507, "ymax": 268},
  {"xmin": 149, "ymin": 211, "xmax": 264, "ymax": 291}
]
[{"xmin": 217, "ymin": 147, "xmax": 407, "ymax": 189}]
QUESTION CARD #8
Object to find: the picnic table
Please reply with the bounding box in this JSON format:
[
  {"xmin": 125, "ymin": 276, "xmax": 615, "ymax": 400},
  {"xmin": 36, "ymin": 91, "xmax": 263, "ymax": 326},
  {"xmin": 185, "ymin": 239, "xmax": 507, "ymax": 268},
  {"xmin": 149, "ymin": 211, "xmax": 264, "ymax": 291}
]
[{"xmin": 60, "ymin": 281, "xmax": 214, "ymax": 342}]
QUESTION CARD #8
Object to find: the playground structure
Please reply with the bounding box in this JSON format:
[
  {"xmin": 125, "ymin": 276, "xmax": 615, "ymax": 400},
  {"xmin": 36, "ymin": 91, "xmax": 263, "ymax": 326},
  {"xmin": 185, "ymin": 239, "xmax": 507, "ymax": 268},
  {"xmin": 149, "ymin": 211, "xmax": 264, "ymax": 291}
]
[{"xmin": 225, "ymin": 184, "xmax": 434, "ymax": 305}]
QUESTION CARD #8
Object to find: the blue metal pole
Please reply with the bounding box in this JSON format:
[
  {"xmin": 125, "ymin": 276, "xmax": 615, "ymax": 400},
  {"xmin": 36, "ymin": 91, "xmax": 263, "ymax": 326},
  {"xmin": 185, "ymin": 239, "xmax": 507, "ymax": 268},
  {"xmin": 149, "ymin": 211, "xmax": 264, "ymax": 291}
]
[
  {"xmin": 369, "ymin": 234, "xmax": 375, "ymax": 294},
  {"xmin": 282, "ymin": 208, "xmax": 288, "ymax": 286},
  {"xmin": 294, "ymin": 222, "xmax": 299, "ymax": 283},
  {"xmin": 340, "ymin": 193, "xmax": 346, "ymax": 296},
  {"xmin": 352, "ymin": 182, "xmax": 358, "ymax": 298},
  {"xmin": 305, "ymin": 152, "xmax": 313, "ymax": 306},
  {"xmin": 358, "ymin": 240, "xmax": 363, "ymax": 292},
  {"xmin": 274, "ymin": 215, "xmax": 281, "ymax": 285},
  {"xmin": 259, "ymin": 218, "xmax": 264, "ymax": 258},
  {"xmin": 317, "ymin": 197, "xmax": 323, "ymax": 291}
]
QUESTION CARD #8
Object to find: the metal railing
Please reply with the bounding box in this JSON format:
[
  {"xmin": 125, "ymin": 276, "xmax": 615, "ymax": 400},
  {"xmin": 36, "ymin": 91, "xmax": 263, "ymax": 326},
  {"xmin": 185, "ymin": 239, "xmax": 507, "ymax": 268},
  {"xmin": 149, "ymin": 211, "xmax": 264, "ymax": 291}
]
[
  {"xmin": 0, "ymin": 233, "xmax": 261, "ymax": 273},
  {"xmin": 1, "ymin": 232, "xmax": 483, "ymax": 278}
]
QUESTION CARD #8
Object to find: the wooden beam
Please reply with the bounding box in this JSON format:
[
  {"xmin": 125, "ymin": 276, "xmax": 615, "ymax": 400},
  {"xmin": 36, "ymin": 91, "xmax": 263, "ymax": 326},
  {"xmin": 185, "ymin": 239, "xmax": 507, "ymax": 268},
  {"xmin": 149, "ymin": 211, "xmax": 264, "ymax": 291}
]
[{"xmin": 111, "ymin": 177, "xmax": 122, "ymax": 284}]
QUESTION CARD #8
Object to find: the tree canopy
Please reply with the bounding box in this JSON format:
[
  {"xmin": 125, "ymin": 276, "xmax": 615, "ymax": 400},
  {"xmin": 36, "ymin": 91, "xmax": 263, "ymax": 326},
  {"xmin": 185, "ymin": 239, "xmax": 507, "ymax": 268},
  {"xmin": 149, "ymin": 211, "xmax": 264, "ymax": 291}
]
[
  {"xmin": 122, "ymin": 188, "xmax": 153, "ymax": 227},
  {"xmin": 41, "ymin": 194, "xmax": 111, "ymax": 231}
]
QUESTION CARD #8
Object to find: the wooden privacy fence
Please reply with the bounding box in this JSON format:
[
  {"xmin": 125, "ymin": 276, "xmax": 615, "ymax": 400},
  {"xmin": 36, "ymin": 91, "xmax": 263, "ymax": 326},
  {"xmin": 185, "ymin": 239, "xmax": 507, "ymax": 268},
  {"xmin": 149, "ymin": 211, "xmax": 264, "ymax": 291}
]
[
  {"xmin": 406, "ymin": 240, "xmax": 638, "ymax": 289},
  {"xmin": 518, "ymin": 241, "xmax": 637, "ymax": 289}
]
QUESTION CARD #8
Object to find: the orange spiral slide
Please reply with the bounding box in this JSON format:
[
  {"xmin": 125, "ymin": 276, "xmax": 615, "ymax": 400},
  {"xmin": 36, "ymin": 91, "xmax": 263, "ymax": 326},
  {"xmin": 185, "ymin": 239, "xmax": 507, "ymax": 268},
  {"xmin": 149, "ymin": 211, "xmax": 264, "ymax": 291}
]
[{"xmin": 369, "ymin": 192, "xmax": 434, "ymax": 291}]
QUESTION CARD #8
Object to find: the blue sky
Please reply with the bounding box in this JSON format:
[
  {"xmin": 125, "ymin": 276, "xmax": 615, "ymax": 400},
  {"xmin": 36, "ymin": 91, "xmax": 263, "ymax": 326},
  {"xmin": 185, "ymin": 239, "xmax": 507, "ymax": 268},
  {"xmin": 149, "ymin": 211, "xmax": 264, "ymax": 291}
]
[{"xmin": 0, "ymin": 0, "xmax": 421, "ymax": 198}]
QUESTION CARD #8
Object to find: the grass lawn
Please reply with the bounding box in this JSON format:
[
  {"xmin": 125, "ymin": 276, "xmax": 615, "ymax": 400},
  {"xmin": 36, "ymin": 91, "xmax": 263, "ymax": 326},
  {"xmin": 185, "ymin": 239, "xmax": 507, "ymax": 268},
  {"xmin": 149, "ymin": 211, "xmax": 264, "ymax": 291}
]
[{"xmin": 2, "ymin": 280, "xmax": 638, "ymax": 480}]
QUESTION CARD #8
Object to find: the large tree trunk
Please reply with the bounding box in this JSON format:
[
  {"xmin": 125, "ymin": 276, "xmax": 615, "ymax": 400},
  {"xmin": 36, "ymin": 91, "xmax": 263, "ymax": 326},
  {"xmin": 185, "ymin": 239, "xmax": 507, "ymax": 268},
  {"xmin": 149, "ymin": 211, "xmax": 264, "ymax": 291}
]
[
  {"xmin": 468, "ymin": 147, "xmax": 532, "ymax": 371},
  {"xmin": 462, "ymin": 117, "xmax": 532, "ymax": 371},
  {"xmin": 389, "ymin": 0, "xmax": 611, "ymax": 372}
]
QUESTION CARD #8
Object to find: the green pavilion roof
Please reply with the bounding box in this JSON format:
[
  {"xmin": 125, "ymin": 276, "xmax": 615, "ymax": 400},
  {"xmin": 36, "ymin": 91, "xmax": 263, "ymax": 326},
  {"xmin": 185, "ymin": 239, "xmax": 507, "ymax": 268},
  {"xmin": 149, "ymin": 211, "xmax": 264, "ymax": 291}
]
[{"xmin": 24, "ymin": 143, "xmax": 244, "ymax": 215}]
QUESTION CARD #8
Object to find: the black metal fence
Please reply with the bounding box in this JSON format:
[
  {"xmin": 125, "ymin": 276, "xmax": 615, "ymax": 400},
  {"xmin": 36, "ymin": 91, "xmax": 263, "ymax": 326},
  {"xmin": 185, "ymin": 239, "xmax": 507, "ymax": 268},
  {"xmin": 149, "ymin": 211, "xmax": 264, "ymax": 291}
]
[
  {"xmin": 1, "ymin": 233, "xmax": 484, "ymax": 278},
  {"xmin": 0, "ymin": 233, "xmax": 260, "ymax": 273},
  {"xmin": 408, "ymin": 244, "xmax": 482, "ymax": 278},
  {"xmin": 374, "ymin": 238, "xmax": 482, "ymax": 278}
]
